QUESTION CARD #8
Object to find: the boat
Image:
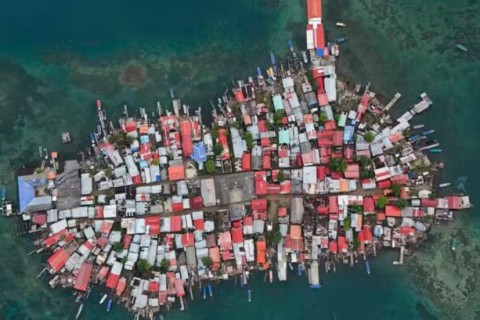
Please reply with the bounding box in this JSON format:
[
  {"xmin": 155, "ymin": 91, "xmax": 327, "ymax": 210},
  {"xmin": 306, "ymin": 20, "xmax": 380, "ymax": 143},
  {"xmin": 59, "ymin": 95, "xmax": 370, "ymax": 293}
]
[
  {"xmin": 302, "ymin": 51, "xmax": 308, "ymax": 64},
  {"xmin": 159, "ymin": 314, "xmax": 164, "ymax": 320},
  {"xmin": 247, "ymin": 289, "xmax": 252, "ymax": 303},
  {"xmin": 451, "ymin": 238, "xmax": 457, "ymax": 251},
  {"xmin": 365, "ymin": 260, "xmax": 371, "ymax": 275},
  {"xmin": 106, "ymin": 298, "xmax": 113, "ymax": 312},
  {"xmin": 75, "ymin": 303, "xmax": 84, "ymax": 320},
  {"xmin": 256, "ymin": 67, "xmax": 262, "ymax": 77},
  {"xmin": 337, "ymin": 37, "xmax": 347, "ymax": 43},
  {"xmin": 429, "ymin": 148, "xmax": 442, "ymax": 153},
  {"xmin": 288, "ymin": 262, "xmax": 294, "ymax": 271},
  {"xmin": 288, "ymin": 39, "xmax": 294, "ymax": 52},
  {"xmin": 413, "ymin": 124, "xmax": 425, "ymax": 129},
  {"xmin": 439, "ymin": 182, "xmax": 451, "ymax": 188},
  {"xmin": 336, "ymin": 22, "xmax": 346, "ymax": 27},
  {"xmin": 456, "ymin": 44, "xmax": 468, "ymax": 52},
  {"xmin": 169, "ymin": 88, "xmax": 174, "ymax": 98},
  {"xmin": 297, "ymin": 264, "xmax": 303, "ymax": 276},
  {"xmin": 408, "ymin": 134, "xmax": 420, "ymax": 142},
  {"xmin": 96, "ymin": 99, "xmax": 102, "ymax": 111},
  {"xmin": 202, "ymin": 286, "xmax": 207, "ymax": 299},
  {"xmin": 423, "ymin": 129, "xmax": 435, "ymax": 136},
  {"xmin": 331, "ymin": 43, "xmax": 340, "ymax": 57},
  {"xmin": 270, "ymin": 52, "xmax": 276, "ymax": 65},
  {"xmin": 75, "ymin": 294, "xmax": 82, "ymax": 303},
  {"xmin": 208, "ymin": 283, "xmax": 213, "ymax": 297},
  {"xmin": 99, "ymin": 294, "xmax": 108, "ymax": 304},
  {"xmin": 269, "ymin": 270, "xmax": 273, "ymax": 283},
  {"xmin": 90, "ymin": 133, "xmax": 96, "ymax": 145},
  {"xmin": 86, "ymin": 287, "xmax": 91, "ymax": 299}
]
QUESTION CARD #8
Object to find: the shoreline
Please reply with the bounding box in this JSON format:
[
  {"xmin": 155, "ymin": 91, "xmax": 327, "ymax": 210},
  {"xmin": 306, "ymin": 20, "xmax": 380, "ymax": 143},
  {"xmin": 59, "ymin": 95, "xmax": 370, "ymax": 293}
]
[{"xmin": 1, "ymin": 0, "xmax": 472, "ymax": 319}]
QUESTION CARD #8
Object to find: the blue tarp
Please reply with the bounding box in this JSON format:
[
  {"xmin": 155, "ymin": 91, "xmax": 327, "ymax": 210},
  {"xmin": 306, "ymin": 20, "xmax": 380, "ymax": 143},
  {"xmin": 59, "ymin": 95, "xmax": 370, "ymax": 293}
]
[
  {"xmin": 192, "ymin": 143, "xmax": 207, "ymax": 164},
  {"xmin": 18, "ymin": 177, "xmax": 36, "ymax": 212},
  {"xmin": 140, "ymin": 135, "xmax": 149, "ymax": 144},
  {"xmin": 316, "ymin": 48, "xmax": 325, "ymax": 57}
]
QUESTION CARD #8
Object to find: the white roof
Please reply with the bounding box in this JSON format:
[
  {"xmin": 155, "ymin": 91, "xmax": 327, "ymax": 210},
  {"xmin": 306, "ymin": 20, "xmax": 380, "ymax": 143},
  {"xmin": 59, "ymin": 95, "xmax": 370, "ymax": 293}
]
[
  {"xmin": 80, "ymin": 173, "xmax": 93, "ymax": 195},
  {"xmin": 50, "ymin": 219, "xmax": 67, "ymax": 234},
  {"xmin": 103, "ymin": 204, "xmax": 117, "ymax": 218}
]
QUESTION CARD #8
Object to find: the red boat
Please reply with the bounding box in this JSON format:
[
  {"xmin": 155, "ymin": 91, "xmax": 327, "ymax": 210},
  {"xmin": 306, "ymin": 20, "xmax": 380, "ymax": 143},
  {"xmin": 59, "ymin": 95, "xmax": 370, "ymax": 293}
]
[{"xmin": 96, "ymin": 99, "xmax": 102, "ymax": 111}]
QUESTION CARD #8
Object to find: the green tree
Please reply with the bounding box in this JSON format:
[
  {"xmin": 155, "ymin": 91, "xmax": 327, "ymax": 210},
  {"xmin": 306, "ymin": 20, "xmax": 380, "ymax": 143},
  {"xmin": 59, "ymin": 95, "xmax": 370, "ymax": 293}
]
[
  {"xmin": 159, "ymin": 258, "xmax": 170, "ymax": 272},
  {"xmin": 319, "ymin": 112, "xmax": 328, "ymax": 124},
  {"xmin": 329, "ymin": 158, "xmax": 347, "ymax": 173},
  {"xmin": 393, "ymin": 199, "xmax": 408, "ymax": 209},
  {"xmin": 113, "ymin": 242, "xmax": 123, "ymax": 253},
  {"xmin": 277, "ymin": 170, "xmax": 285, "ymax": 183},
  {"xmin": 376, "ymin": 196, "xmax": 388, "ymax": 209},
  {"xmin": 274, "ymin": 111, "xmax": 284, "ymax": 126},
  {"xmin": 104, "ymin": 167, "xmax": 113, "ymax": 178},
  {"xmin": 214, "ymin": 144, "xmax": 224, "ymax": 156},
  {"xmin": 211, "ymin": 126, "xmax": 219, "ymax": 140},
  {"xmin": 201, "ymin": 256, "xmax": 213, "ymax": 269},
  {"xmin": 353, "ymin": 238, "xmax": 361, "ymax": 249},
  {"xmin": 137, "ymin": 259, "xmax": 152, "ymax": 277},
  {"xmin": 391, "ymin": 184, "xmax": 402, "ymax": 197},
  {"xmin": 343, "ymin": 216, "xmax": 351, "ymax": 231},
  {"xmin": 269, "ymin": 231, "xmax": 283, "ymax": 246},
  {"xmin": 151, "ymin": 158, "xmax": 160, "ymax": 166},
  {"xmin": 245, "ymin": 132, "xmax": 254, "ymax": 150},
  {"xmin": 205, "ymin": 159, "xmax": 215, "ymax": 174},
  {"xmin": 364, "ymin": 131, "xmax": 375, "ymax": 143}
]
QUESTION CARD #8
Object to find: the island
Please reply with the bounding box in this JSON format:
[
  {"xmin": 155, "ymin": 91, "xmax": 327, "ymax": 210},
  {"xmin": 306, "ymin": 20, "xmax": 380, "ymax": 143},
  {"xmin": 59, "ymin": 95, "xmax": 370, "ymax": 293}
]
[{"xmin": 0, "ymin": 0, "xmax": 471, "ymax": 319}]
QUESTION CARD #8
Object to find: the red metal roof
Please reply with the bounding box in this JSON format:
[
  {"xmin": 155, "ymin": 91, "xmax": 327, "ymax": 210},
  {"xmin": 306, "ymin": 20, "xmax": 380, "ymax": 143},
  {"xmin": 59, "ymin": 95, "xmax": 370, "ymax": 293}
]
[
  {"xmin": 231, "ymin": 228, "xmax": 244, "ymax": 244},
  {"xmin": 170, "ymin": 216, "xmax": 182, "ymax": 232},
  {"xmin": 234, "ymin": 89, "xmax": 245, "ymax": 102},
  {"xmin": 328, "ymin": 196, "xmax": 339, "ymax": 213},
  {"xmin": 181, "ymin": 233, "xmax": 195, "ymax": 247},
  {"xmin": 123, "ymin": 234, "xmax": 133, "ymax": 249},
  {"xmin": 256, "ymin": 240, "xmax": 267, "ymax": 265},
  {"xmin": 338, "ymin": 236, "xmax": 347, "ymax": 253},
  {"xmin": 363, "ymin": 196, "xmax": 375, "ymax": 213},
  {"xmin": 73, "ymin": 262, "xmax": 93, "ymax": 292},
  {"xmin": 242, "ymin": 153, "xmax": 251, "ymax": 171},
  {"xmin": 399, "ymin": 226, "xmax": 415, "ymax": 235},
  {"xmin": 317, "ymin": 165, "xmax": 327, "ymax": 181},
  {"xmin": 278, "ymin": 207, "xmax": 288, "ymax": 217},
  {"xmin": 194, "ymin": 219, "xmax": 204, "ymax": 231},
  {"xmin": 364, "ymin": 225, "xmax": 373, "ymax": 242},
  {"xmin": 47, "ymin": 249, "xmax": 69, "ymax": 273},
  {"xmin": 145, "ymin": 216, "xmax": 161, "ymax": 235},
  {"xmin": 385, "ymin": 205, "xmax": 401, "ymax": 217},
  {"xmin": 106, "ymin": 273, "xmax": 120, "ymax": 289},
  {"xmin": 328, "ymin": 240, "xmax": 338, "ymax": 253},
  {"xmin": 258, "ymin": 120, "xmax": 267, "ymax": 133},
  {"xmin": 43, "ymin": 229, "xmax": 69, "ymax": 247},
  {"xmin": 344, "ymin": 163, "xmax": 360, "ymax": 179},
  {"xmin": 445, "ymin": 196, "xmax": 461, "ymax": 210},
  {"xmin": 180, "ymin": 121, "xmax": 193, "ymax": 157},
  {"xmin": 251, "ymin": 198, "xmax": 267, "ymax": 210},
  {"xmin": 377, "ymin": 179, "xmax": 392, "ymax": 189},
  {"xmin": 421, "ymin": 198, "xmax": 438, "ymax": 208}
]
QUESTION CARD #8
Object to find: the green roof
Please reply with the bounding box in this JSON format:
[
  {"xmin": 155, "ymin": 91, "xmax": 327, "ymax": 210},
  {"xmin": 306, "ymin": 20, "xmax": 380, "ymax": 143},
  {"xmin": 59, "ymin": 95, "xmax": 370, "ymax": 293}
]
[
  {"xmin": 273, "ymin": 95, "xmax": 283, "ymax": 111},
  {"xmin": 279, "ymin": 129, "xmax": 290, "ymax": 145}
]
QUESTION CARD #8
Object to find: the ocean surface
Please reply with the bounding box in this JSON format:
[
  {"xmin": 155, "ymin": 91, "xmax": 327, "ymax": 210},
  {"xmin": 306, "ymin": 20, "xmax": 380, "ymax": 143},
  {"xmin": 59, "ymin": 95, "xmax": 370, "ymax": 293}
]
[{"xmin": 0, "ymin": 0, "xmax": 479, "ymax": 319}]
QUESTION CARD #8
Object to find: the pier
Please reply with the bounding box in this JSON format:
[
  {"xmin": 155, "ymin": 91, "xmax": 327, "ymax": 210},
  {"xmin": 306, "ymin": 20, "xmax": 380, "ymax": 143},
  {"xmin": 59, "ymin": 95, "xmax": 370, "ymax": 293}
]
[{"xmin": 384, "ymin": 92, "xmax": 402, "ymax": 111}]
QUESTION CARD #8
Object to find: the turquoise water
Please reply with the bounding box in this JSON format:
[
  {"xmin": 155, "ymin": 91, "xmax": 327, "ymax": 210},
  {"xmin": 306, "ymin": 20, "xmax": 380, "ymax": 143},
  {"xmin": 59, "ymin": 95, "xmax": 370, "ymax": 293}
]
[{"xmin": 0, "ymin": 0, "xmax": 479, "ymax": 319}]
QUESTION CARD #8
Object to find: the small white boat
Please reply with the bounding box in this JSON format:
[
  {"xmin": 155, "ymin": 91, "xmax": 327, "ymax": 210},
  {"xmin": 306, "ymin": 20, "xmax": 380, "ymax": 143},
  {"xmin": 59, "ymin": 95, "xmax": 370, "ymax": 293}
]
[
  {"xmin": 75, "ymin": 304, "xmax": 84, "ymax": 320},
  {"xmin": 413, "ymin": 124, "xmax": 425, "ymax": 129},
  {"xmin": 336, "ymin": 22, "xmax": 346, "ymax": 27},
  {"xmin": 99, "ymin": 294, "xmax": 108, "ymax": 304},
  {"xmin": 439, "ymin": 183, "xmax": 451, "ymax": 188}
]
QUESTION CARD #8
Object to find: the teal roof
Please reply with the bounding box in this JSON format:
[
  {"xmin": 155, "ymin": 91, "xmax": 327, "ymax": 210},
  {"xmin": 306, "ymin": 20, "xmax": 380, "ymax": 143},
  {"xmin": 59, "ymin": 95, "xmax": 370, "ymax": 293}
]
[
  {"xmin": 273, "ymin": 95, "xmax": 283, "ymax": 111},
  {"xmin": 279, "ymin": 129, "xmax": 290, "ymax": 145}
]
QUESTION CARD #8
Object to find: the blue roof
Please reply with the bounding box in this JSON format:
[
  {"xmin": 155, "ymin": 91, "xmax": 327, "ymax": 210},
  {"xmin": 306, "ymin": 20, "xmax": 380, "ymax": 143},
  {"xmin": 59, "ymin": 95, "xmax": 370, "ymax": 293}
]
[
  {"xmin": 192, "ymin": 143, "xmax": 207, "ymax": 164},
  {"xmin": 316, "ymin": 48, "xmax": 325, "ymax": 57},
  {"xmin": 273, "ymin": 95, "xmax": 284, "ymax": 111},
  {"xmin": 343, "ymin": 126, "xmax": 355, "ymax": 142},
  {"xmin": 139, "ymin": 160, "xmax": 149, "ymax": 168},
  {"xmin": 18, "ymin": 177, "xmax": 37, "ymax": 212},
  {"xmin": 140, "ymin": 135, "xmax": 149, "ymax": 144}
]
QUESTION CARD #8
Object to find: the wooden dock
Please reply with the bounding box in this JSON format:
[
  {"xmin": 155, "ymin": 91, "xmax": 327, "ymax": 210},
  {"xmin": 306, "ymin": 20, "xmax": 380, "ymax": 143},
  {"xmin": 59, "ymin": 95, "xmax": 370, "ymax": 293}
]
[{"xmin": 384, "ymin": 92, "xmax": 402, "ymax": 111}]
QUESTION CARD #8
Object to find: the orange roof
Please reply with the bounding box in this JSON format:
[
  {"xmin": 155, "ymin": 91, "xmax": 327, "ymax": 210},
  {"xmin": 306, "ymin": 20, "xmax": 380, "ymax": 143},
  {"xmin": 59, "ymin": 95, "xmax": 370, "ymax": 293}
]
[
  {"xmin": 290, "ymin": 225, "xmax": 302, "ymax": 238},
  {"xmin": 307, "ymin": 0, "xmax": 322, "ymax": 20},
  {"xmin": 209, "ymin": 246, "xmax": 221, "ymax": 271},
  {"xmin": 168, "ymin": 165, "xmax": 185, "ymax": 181},
  {"xmin": 47, "ymin": 248, "xmax": 69, "ymax": 273},
  {"xmin": 256, "ymin": 240, "xmax": 267, "ymax": 265},
  {"xmin": 47, "ymin": 171, "xmax": 57, "ymax": 180},
  {"xmin": 339, "ymin": 179, "xmax": 349, "ymax": 192}
]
